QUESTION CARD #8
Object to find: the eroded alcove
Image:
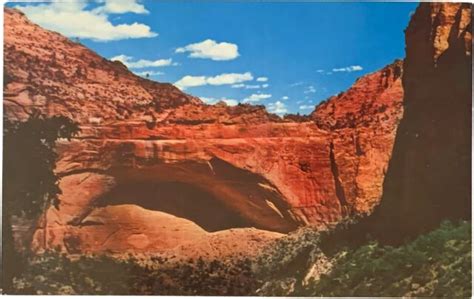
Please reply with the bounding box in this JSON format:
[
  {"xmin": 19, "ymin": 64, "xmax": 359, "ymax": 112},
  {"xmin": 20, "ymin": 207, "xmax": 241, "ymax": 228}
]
[
  {"xmin": 97, "ymin": 181, "xmax": 254, "ymax": 232},
  {"xmin": 94, "ymin": 158, "xmax": 299, "ymax": 233}
]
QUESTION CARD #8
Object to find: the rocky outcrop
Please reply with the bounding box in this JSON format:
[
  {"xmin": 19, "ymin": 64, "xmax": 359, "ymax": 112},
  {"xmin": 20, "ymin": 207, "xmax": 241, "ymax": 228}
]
[
  {"xmin": 311, "ymin": 60, "xmax": 404, "ymax": 215},
  {"xmin": 4, "ymin": 7, "xmax": 404, "ymax": 256},
  {"xmin": 360, "ymin": 3, "xmax": 472, "ymax": 244}
]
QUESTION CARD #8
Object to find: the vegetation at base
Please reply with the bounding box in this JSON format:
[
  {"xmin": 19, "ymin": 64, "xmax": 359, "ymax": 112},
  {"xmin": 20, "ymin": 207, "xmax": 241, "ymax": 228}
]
[
  {"xmin": 258, "ymin": 220, "xmax": 471, "ymax": 297},
  {"xmin": 252, "ymin": 227, "xmax": 327, "ymax": 295},
  {"xmin": 10, "ymin": 221, "xmax": 470, "ymax": 296},
  {"xmin": 13, "ymin": 253, "xmax": 256, "ymax": 295}
]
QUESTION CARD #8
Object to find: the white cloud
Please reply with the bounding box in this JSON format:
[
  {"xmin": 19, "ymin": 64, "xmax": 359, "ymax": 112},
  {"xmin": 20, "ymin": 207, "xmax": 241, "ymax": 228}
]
[
  {"xmin": 134, "ymin": 70, "xmax": 164, "ymax": 77},
  {"xmin": 281, "ymin": 96, "xmax": 289, "ymax": 100},
  {"xmin": 174, "ymin": 76, "xmax": 207, "ymax": 89},
  {"xmin": 110, "ymin": 55, "xmax": 174, "ymax": 68},
  {"xmin": 16, "ymin": 1, "xmax": 157, "ymax": 42},
  {"xmin": 201, "ymin": 97, "xmax": 238, "ymax": 106},
  {"xmin": 267, "ymin": 101, "xmax": 288, "ymax": 115},
  {"xmin": 176, "ymin": 39, "xmax": 239, "ymax": 61},
  {"xmin": 299, "ymin": 105, "xmax": 314, "ymax": 110},
  {"xmin": 231, "ymin": 83, "xmax": 269, "ymax": 89},
  {"xmin": 316, "ymin": 69, "xmax": 324, "ymax": 73},
  {"xmin": 95, "ymin": 0, "xmax": 149, "ymax": 14},
  {"xmin": 207, "ymin": 72, "xmax": 253, "ymax": 85},
  {"xmin": 175, "ymin": 72, "xmax": 253, "ymax": 90},
  {"xmin": 332, "ymin": 65, "xmax": 363, "ymax": 72},
  {"xmin": 243, "ymin": 85, "xmax": 261, "ymax": 89},
  {"xmin": 256, "ymin": 77, "xmax": 268, "ymax": 82},
  {"xmin": 242, "ymin": 93, "xmax": 272, "ymax": 103},
  {"xmin": 304, "ymin": 85, "xmax": 316, "ymax": 94},
  {"xmin": 290, "ymin": 81, "xmax": 304, "ymax": 87}
]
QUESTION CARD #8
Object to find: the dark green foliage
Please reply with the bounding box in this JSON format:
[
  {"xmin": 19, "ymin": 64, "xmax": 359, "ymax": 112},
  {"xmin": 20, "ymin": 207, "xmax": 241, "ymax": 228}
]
[
  {"xmin": 254, "ymin": 227, "xmax": 323, "ymax": 281},
  {"xmin": 252, "ymin": 227, "xmax": 329, "ymax": 295},
  {"xmin": 13, "ymin": 253, "xmax": 143, "ymax": 295},
  {"xmin": 283, "ymin": 113, "xmax": 311, "ymax": 122},
  {"xmin": 3, "ymin": 112, "xmax": 79, "ymax": 293},
  {"xmin": 13, "ymin": 253, "xmax": 257, "ymax": 295},
  {"xmin": 4, "ymin": 111, "xmax": 80, "ymax": 219},
  {"xmin": 152, "ymin": 257, "xmax": 256, "ymax": 295},
  {"xmin": 295, "ymin": 221, "xmax": 471, "ymax": 297}
]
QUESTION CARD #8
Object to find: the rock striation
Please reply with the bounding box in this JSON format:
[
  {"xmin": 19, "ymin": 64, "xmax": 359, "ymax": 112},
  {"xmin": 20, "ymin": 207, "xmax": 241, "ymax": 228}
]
[
  {"xmin": 311, "ymin": 60, "xmax": 404, "ymax": 215},
  {"xmin": 4, "ymin": 7, "xmax": 404, "ymax": 256}
]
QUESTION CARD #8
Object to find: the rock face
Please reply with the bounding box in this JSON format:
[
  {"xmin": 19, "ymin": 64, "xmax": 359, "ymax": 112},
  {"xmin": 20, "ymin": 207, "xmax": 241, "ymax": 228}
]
[
  {"xmin": 4, "ymin": 7, "xmax": 404, "ymax": 256},
  {"xmin": 362, "ymin": 3, "xmax": 472, "ymax": 243},
  {"xmin": 311, "ymin": 60, "xmax": 404, "ymax": 215}
]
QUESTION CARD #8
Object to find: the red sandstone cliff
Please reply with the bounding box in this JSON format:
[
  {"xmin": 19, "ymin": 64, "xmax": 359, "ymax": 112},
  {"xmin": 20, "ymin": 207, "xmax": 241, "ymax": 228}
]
[
  {"xmin": 4, "ymin": 7, "xmax": 404, "ymax": 256},
  {"xmin": 311, "ymin": 60, "xmax": 404, "ymax": 216}
]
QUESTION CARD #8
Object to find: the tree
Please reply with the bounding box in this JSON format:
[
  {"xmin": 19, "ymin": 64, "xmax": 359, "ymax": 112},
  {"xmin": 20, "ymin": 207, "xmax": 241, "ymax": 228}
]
[{"xmin": 2, "ymin": 111, "xmax": 80, "ymax": 293}]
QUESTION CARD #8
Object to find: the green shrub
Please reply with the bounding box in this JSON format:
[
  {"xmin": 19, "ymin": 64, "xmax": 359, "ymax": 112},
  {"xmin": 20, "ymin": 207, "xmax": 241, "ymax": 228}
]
[
  {"xmin": 297, "ymin": 221, "xmax": 471, "ymax": 297},
  {"xmin": 13, "ymin": 253, "xmax": 257, "ymax": 295}
]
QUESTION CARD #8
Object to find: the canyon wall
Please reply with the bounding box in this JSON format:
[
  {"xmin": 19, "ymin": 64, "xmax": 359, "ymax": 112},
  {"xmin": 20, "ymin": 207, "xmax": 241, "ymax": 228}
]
[
  {"xmin": 4, "ymin": 7, "xmax": 404, "ymax": 256},
  {"xmin": 361, "ymin": 3, "xmax": 472, "ymax": 244}
]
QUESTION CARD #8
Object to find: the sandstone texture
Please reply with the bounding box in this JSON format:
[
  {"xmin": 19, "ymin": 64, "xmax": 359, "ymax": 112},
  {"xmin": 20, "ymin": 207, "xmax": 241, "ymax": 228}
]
[{"xmin": 4, "ymin": 7, "xmax": 404, "ymax": 256}]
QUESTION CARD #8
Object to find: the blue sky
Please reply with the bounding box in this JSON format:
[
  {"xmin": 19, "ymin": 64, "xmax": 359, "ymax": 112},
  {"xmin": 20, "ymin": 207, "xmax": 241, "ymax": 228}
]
[{"xmin": 10, "ymin": 1, "xmax": 418, "ymax": 115}]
